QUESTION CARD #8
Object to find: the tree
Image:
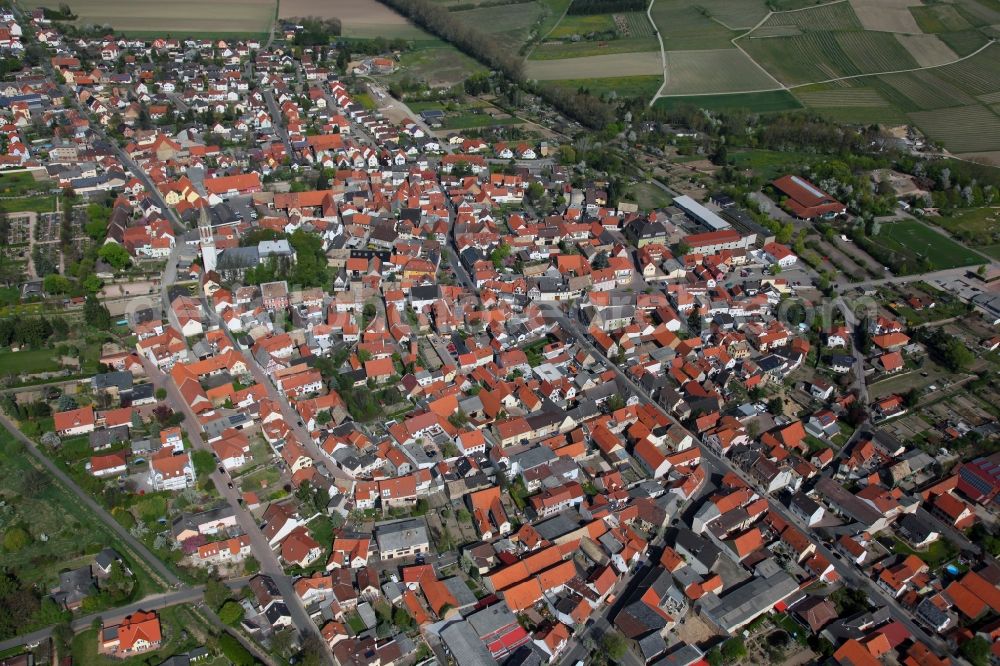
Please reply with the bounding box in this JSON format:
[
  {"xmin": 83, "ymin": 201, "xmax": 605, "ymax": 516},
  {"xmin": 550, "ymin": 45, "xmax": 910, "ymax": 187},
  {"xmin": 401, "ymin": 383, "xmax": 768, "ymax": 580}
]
[
  {"xmin": 191, "ymin": 450, "xmax": 215, "ymax": 478},
  {"xmin": 218, "ymin": 633, "xmax": 254, "ymax": 666},
  {"xmin": 687, "ymin": 310, "xmax": 701, "ymax": 334},
  {"xmin": 97, "ymin": 243, "xmax": 131, "ymax": 270},
  {"xmin": 960, "ymin": 636, "xmax": 990, "ymax": 666},
  {"xmin": 218, "ymin": 600, "xmax": 245, "ymax": 626},
  {"xmin": 601, "ymin": 631, "xmax": 627, "ymax": 661},
  {"xmin": 204, "ymin": 577, "xmax": 231, "ymax": 611},
  {"xmin": 3, "ymin": 526, "xmax": 31, "ymax": 552},
  {"xmin": 43, "ymin": 274, "xmax": 72, "ymax": 294},
  {"xmin": 721, "ymin": 637, "xmax": 747, "ymax": 662},
  {"xmin": 298, "ymin": 633, "xmax": 328, "ymax": 666},
  {"xmin": 155, "ymin": 387, "xmax": 167, "ymax": 400},
  {"xmin": 83, "ymin": 295, "xmax": 112, "ymax": 330},
  {"xmin": 768, "ymin": 397, "xmax": 784, "ymax": 416}
]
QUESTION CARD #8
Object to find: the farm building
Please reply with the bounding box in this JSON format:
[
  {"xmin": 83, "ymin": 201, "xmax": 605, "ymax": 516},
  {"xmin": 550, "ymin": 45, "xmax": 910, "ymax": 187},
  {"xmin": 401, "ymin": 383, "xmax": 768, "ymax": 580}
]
[
  {"xmin": 772, "ymin": 175, "xmax": 845, "ymax": 219},
  {"xmin": 674, "ymin": 195, "xmax": 731, "ymax": 231}
]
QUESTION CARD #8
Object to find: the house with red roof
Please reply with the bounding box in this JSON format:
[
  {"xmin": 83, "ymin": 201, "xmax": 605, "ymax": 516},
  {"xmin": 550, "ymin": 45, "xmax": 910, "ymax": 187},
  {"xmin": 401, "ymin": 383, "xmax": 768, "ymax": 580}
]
[{"xmin": 101, "ymin": 611, "xmax": 162, "ymax": 657}]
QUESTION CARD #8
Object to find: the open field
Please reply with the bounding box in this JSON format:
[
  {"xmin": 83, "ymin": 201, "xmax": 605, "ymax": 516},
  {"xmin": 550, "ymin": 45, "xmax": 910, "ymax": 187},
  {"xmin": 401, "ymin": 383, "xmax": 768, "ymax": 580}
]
[
  {"xmin": 759, "ymin": 1, "xmax": 863, "ymax": 31},
  {"xmin": 663, "ymin": 49, "xmax": 778, "ymax": 94},
  {"xmin": 908, "ymin": 104, "xmax": 1000, "ymax": 152},
  {"xmin": 625, "ymin": 182, "xmax": 672, "ymax": 210},
  {"xmin": 692, "ymin": 0, "xmax": 770, "ymax": 29},
  {"xmin": 653, "ymin": 90, "xmax": 803, "ymax": 112},
  {"xmin": 911, "ymin": 3, "xmax": 974, "ymax": 32},
  {"xmin": 651, "ymin": 0, "xmax": 739, "ymax": 50},
  {"xmin": 895, "ymin": 33, "xmax": 958, "ymax": 67},
  {"xmin": 22, "ymin": 0, "xmax": 274, "ymax": 35},
  {"xmin": 849, "ymin": 0, "xmax": 921, "ymax": 32},
  {"xmin": 740, "ymin": 30, "xmax": 919, "ymax": 85},
  {"xmin": 526, "ymin": 50, "xmax": 664, "ymax": 79},
  {"xmin": 869, "ymin": 218, "xmax": 986, "ymax": 270},
  {"xmin": 280, "ymin": 0, "xmax": 431, "ymax": 39},
  {"xmin": 548, "ymin": 13, "xmax": 615, "ymax": 37},
  {"xmin": 387, "ymin": 45, "xmax": 485, "ymax": 87},
  {"xmin": 925, "ymin": 207, "xmax": 1000, "ymax": 248},
  {"xmin": 549, "ymin": 75, "xmax": 663, "ymax": 98},
  {"xmin": 452, "ymin": 2, "xmax": 545, "ymax": 41},
  {"xmin": 529, "ymin": 36, "xmax": 659, "ymax": 59}
]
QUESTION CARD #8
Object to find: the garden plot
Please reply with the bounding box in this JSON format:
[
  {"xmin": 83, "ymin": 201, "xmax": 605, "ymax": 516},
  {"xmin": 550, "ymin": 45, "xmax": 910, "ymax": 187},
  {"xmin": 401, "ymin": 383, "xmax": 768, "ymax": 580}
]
[{"xmin": 849, "ymin": 0, "xmax": 921, "ymax": 32}]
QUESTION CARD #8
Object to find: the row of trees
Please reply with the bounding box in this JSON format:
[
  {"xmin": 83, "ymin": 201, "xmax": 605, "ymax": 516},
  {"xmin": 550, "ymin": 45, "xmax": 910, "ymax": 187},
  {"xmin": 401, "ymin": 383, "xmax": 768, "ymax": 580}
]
[
  {"xmin": 374, "ymin": 0, "xmax": 617, "ymax": 128},
  {"xmin": 567, "ymin": 0, "xmax": 646, "ymax": 14}
]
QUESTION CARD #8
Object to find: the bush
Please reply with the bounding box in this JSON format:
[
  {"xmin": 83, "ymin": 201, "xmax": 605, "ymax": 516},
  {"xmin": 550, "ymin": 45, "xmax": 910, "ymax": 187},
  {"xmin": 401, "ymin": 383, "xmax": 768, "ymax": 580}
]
[
  {"xmin": 218, "ymin": 600, "xmax": 244, "ymax": 626},
  {"xmin": 218, "ymin": 633, "xmax": 254, "ymax": 666}
]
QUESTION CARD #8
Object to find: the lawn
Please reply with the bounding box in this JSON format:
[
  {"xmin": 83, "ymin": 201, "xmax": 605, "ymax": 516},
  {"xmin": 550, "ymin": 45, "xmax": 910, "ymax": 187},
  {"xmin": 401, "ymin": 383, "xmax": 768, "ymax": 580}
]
[
  {"xmin": 870, "ymin": 218, "xmax": 986, "ymax": 271},
  {"xmin": 653, "ymin": 90, "xmax": 802, "ymax": 113},
  {"xmin": 389, "ymin": 46, "xmax": 486, "ymax": 87},
  {"xmin": 893, "ymin": 537, "xmax": 958, "ymax": 569},
  {"xmin": 0, "ymin": 171, "xmax": 49, "ymax": 197},
  {"xmin": 729, "ymin": 149, "xmax": 824, "ymax": 179},
  {"xmin": 0, "ymin": 347, "xmax": 61, "ymax": 373},
  {"xmin": 441, "ymin": 114, "xmax": 520, "ymax": 130},
  {"xmin": 0, "ymin": 194, "xmax": 57, "ymax": 214},
  {"xmin": 626, "ymin": 182, "xmax": 672, "ymax": 210}
]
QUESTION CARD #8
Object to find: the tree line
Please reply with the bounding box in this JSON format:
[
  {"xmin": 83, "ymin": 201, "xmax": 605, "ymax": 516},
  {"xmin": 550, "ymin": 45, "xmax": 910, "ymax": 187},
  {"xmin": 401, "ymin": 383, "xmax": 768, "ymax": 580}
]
[
  {"xmin": 374, "ymin": 0, "xmax": 617, "ymax": 128},
  {"xmin": 567, "ymin": 0, "xmax": 646, "ymax": 14}
]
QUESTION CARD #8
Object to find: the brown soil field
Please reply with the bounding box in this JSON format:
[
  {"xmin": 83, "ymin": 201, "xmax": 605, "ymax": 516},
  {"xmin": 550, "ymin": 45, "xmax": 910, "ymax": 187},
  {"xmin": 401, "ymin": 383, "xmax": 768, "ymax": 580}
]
[
  {"xmin": 22, "ymin": 0, "xmax": 275, "ymax": 34},
  {"xmin": 849, "ymin": 0, "xmax": 921, "ymax": 33},
  {"xmin": 896, "ymin": 33, "xmax": 958, "ymax": 67},
  {"xmin": 279, "ymin": 0, "xmax": 429, "ymax": 39}
]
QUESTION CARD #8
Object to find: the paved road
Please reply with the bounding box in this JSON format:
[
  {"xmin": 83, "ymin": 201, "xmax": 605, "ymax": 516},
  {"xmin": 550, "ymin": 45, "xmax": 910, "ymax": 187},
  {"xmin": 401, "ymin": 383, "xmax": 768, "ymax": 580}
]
[
  {"xmin": 0, "ymin": 587, "xmax": 205, "ymax": 653},
  {"xmin": 834, "ymin": 296, "xmax": 870, "ymax": 407},
  {"xmin": 0, "ymin": 413, "xmax": 182, "ymax": 588},
  {"xmin": 543, "ymin": 305, "xmax": 950, "ymax": 656},
  {"xmin": 141, "ymin": 355, "xmax": 331, "ymax": 664}
]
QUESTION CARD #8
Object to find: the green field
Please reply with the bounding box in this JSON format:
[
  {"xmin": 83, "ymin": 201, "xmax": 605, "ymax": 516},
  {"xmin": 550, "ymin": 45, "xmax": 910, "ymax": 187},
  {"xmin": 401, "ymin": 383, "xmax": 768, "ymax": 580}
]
[
  {"xmin": 740, "ymin": 30, "xmax": 918, "ymax": 86},
  {"xmin": 908, "ymin": 104, "xmax": 1000, "ymax": 152},
  {"xmin": 550, "ymin": 75, "xmax": 662, "ymax": 98},
  {"xmin": 21, "ymin": 0, "xmax": 275, "ymax": 36},
  {"xmin": 911, "ymin": 4, "xmax": 975, "ymax": 32},
  {"xmin": 549, "ymin": 13, "xmax": 614, "ymax": 37},
  {"xmin": 529, "ymin": 37, "xmax": 660, "ymax": 59},
  {"xmin": 388, "ymin": 45, "xmax": 486, "ymax": 87},
  {"xmin": 689, "ymin": 0, "xmax": 770, "ymax": 29},
  {"xmin": 625, "ymin": 182, "xmax": 673, "ymax": 210},
  {"xmin": 452, "ymin": 2, "xmax": 545, "ymax": 41},
  {"xmin": 870, "ymin": 219, "xmax": 986, "ymax": 271},
  {"xmin": 664, "ymin": 49, "xmax": 778, "ymax": 94},
  {"xmin": 928, "ymin": 206, "xmax": 1000, "ymax": 246},
  {"xmin": 441, "ymin": 113, "xmax": 520, "ymax": 129},
  {"xmin": 653, "ymin": 90, "xmax": 803, "ymax": 113},
  {"xmin": 0, "ymin": 348, "xmax": 61, "ymax": 373},
  {"xmin": 650, "ymin": 0, "xmax": 740, "ymax": 50},
  {"xmin": 0, "ymin": 194, "xmax": 57, "ymax": 214},
  {"xmin": 0, "ymin": 171, "xmax": 48, "ymax": 197},
  {"xmin": 758, "ymin": 1, "xmax": 863, "ymax": 31},
  {"xmin": 728, "ymin": 149, "xmax": 824, "ymax": 179}
]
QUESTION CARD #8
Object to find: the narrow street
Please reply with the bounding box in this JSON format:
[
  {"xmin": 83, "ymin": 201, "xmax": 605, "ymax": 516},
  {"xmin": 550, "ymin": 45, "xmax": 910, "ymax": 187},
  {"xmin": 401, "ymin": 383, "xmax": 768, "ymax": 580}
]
[{"xmin": 543, "ymin": 305, "xmax": 950, "ymax": 656}]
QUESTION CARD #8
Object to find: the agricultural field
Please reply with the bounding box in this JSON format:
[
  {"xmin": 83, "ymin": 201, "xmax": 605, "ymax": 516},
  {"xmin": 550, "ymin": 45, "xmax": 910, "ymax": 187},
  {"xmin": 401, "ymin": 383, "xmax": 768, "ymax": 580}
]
[
  {"xmin": 280, "ymin": 0, "xmax": 432, "ymax": 40},
  {"xmin": 908, "ymin": 104, "xmax": 1000, "ymax": 152},
  {"xmin": 651, "ymin": 0, "xmax": 740, "ymax": 50},
  {"xmin": 653, "ymin": 90, "xmax": 802, "ymax": 112},
  {"xmin": 530, "ymin": 6, "xmax": 658, "ymax": 60},
  {"xmin": 849, "ymin": 0, "xmax": 921, "ymax": 33},
  {"xmin": 687, "ymin": 0, "xmax": 770, "ymax": 29},
  {"xmin": 22, "ymin": 0, "xmax": 275, "ymax": 36},
  {"xmin": 451, "ymin": 2, "xmax": 546, "ymax": 42},
  {"xmin": 529, "ymin": 36, "xmax": 660, "ymax": 59},
  {"xmin": 526, "ymin": 50, "xmax": 664, "ymax": 79},
  {"xmin": 387, "ymin": 45, "xmax": 486, "ymax": 87},
  {"xmin": 869, "ymin": 218, "xmax": 986, "ymax": 271},
  {"xmin": 663, "ymin": 49, "xmax": 778, "ymax": 94},
  {"xmin": 549, "ymin": 75, "xmax": 663, "ymax": 99}
]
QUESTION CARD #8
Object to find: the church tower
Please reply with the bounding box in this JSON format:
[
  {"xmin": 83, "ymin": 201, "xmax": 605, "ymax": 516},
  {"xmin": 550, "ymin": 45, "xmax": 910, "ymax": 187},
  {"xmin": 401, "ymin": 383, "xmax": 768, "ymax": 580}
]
[{"xmin": 199, "ymin": 207, "xmax": 216, "ymax": 272}]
